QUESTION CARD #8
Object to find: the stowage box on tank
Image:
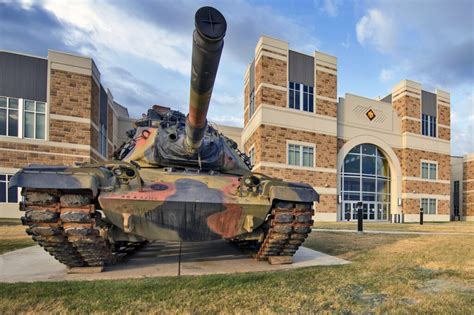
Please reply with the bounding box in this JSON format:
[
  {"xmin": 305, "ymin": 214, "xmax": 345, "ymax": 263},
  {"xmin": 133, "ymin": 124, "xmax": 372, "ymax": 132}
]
[{"xmin": 10, "ymin": 6, "xmax": 319, "ymax": 268}]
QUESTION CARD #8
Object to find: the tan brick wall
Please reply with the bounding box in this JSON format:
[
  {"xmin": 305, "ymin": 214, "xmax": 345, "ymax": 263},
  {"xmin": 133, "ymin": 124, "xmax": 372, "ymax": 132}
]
[
  {"xmin": 437, "ymin": 200, "xmax": 450, "ymax": 215},
  {"xmin": 107, "ymin": 143, "xmax": 114, "ymax": 159},
  {"xmin": 91, "ymin": 79, "xmax": 100, "ymax": 126},
  {"xmin": 438, "ymin": 126, "xmax": 450, "ymax": 141},
  {"xmin": 402, "ymin": 199, "xmax": 449, "ymax": 215},
  {"xmin": 255, "ymin": 86, "xmax": 286, "ymax": 108},
  {"xmin": 392, "ymin": 95, "xmax": 420, "ymax": 118},
  {"xmin": 243, "ymin": 83, "xmax": 250, "ymax": 126},
  {"xmin": 463, "ymin": 160, "xmax": 474, "ymax": 217},
  {"xmin": 49, "ymin": 119, "xmax": 90, "ymax": 145},
  {"xmin": 245, "ymin": 125, "xmax": 337, "ymax": 169},
  {"xmin": 90, "ymin": 150, "xmax": 105, "ymax": 163},
  {"xmin": 316, "ymin": 99, "xmax": 337, "ymax": 117},
  {"xmin": 395, "ymin": 148, "xmax": 450, "ymax": 180},
  {"xmin": 107, "ymin": 105, "xmax": 113, "ymax": 140},
  {"xmin": 255, "ymin": 55, "xmax": 287, "ymax": 89},
  {"xmin": 315, "ymin": 70, "xmax": 336, "ymax": 99},
  {"xmin": 315, "ymin": 195, "xmax": 337, "ymax": 213},
  {"xmin": 49, "ymin": 69, "xmax": 92, "ymax": 119},
  {"xmin": 401, "ymin": 119, "xmax": 420, "ymax": 134},
  {"xmin": 244, "ymin": 127, "xmax": 262, "ymax": 165},
  {"xmin": 257, "ymin": 166, "xmax": 336, "ymax": 188},
  {"xmin": 403, "ymin": 180, "xmax": 450, "ymax": 195},
  {"xmin": 0, "ymin": 143, "xmax": 90, "ymax": 168},
  {"xmin": 438, "ymin": 104, "xmax": 450, "ymax": 126},
  {"xmin": 91, "ymin": 126, "xmax": 99, "ymax": 151}
]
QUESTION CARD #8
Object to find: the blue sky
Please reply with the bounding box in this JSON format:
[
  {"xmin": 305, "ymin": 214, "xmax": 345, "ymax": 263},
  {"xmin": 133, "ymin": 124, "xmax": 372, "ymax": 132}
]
[{"xmin": 1, "ymin": 0, "xmax": 473, "ymax": 155}]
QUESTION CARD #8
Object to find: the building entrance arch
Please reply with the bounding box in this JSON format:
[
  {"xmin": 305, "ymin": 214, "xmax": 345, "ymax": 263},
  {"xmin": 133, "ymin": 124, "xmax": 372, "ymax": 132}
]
[{"xmin": 337, "ymin": 136, "xmax": 402, "ymax": 221}]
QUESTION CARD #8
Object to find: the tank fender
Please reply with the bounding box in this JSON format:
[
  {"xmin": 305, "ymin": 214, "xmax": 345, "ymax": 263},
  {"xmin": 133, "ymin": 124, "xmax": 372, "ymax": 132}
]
[
  {"xmin": 268, "ymin": 184, "xmax": 319, "ymax": 203},
  {"xmin": 9, "ymin": 167, "xmax": 100, "ymax": 197}
]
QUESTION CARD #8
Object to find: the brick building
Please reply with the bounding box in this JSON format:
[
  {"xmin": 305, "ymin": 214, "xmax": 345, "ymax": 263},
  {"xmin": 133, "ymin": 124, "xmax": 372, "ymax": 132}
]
[
  {"xmin": 0, "ymin": 50, "xmax": 131, "ymax": 217},
  {"xmin": 451, "ymin": 154, "xmax": 474, "ymax": 221},
  {"xmin": 239, "ymin": 35, "xmax": 473, "ymax": 222}
]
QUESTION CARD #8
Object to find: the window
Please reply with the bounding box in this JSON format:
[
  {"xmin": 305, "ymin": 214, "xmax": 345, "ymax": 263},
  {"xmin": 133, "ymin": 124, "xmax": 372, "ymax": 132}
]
[
  {"xmin": 0, "ymin": 174, "xmax": 18, "ymax": 203},
  {"xmin": 289, "ymin": 82, "xmax": 313, "ymax": 112},
  {"xmin": 99, "ymin": 124, "xmax": 107, "ymax": 157},
  {"xmin": 421, "ymin": 161, "xmax": 437, "ymax": 180},
  {"xmin": 24, "ymin": 100, "xmax": 46, "ymax": 139},
  {"xmin": 248, "ymin": 147, "xmax": 255, "ymax": 166},
  {"xmin": 248, "ymin": 89, "xmax": 255, "ymax": 120},
  {"xmin": 422, "ymin": 114, "xmax": 436, "ymax": 137},
  {"xmin": 0, "ymin": 96, "xmax": 47, "ymax": 140},
  {"xmin": 453, "ymin": 181, "xmax": 460, "ymax": 215},
  {"xmin": 288, "ymin": 143, "xmax": 314, "ymax": 167},
  {"xmin": 421, "ymin": 198, "xmax": 437, "ymax": 215},
  {"xmin": 0, "ymin": 96, "xmax": 19, "ymax": 137}
]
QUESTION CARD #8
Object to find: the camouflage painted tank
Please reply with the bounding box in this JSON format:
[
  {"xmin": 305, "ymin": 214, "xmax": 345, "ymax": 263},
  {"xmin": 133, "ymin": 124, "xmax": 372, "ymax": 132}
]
[{"xmin": 10, "ymin": 6, "xmax": 319, "ymax": 267}]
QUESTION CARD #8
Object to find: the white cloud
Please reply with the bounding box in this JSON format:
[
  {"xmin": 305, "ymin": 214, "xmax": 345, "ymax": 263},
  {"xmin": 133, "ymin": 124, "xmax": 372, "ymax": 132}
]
[
  {"xmin": 356, "ymin": 9, "xmax": 396, "ymax": 53},
  {"xmin": 319, "ymin": 0, "xmax": 340, "ymax": 17},
  {"xmin": 379, "ymin": 68, "xmax": 395, "ymax": 82},
  {"xmin": 341, "ymin": 33, "xmax": 351, "ymax": 49},
  {"xmin": 40, "ymin": 0, "xmax": 190, "ymax": 75}
]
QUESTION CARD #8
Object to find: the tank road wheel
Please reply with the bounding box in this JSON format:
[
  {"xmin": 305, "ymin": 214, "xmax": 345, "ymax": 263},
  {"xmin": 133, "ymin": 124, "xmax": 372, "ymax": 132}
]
[
  {"xmin": 59, "ymin": 192, "xmax": 116, "ymax": 266},
  {"xmin": 255, "ymin": 200, "xmax": 314, "ymax": 262},
  {"xmin": 21, "ymin": 190, "xmax": 85, "ymax": 267},
  {"xmin": 21, "ymin": 189, "xmax": 142, "ymax": 268}
]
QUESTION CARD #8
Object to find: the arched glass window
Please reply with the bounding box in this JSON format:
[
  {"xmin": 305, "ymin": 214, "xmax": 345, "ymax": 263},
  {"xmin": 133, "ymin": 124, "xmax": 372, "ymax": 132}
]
[{"xmin": 341, "ymin": 144, "xmax": 391, "ymax": 221}]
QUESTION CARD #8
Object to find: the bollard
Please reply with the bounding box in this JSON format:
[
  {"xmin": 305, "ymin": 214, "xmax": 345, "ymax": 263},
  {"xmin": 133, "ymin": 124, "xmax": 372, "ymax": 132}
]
[
  {"xmin": 420, "ymin": 207, "xmax": 424, "ymax": 225},
  {"xmin": 357, "ymin": 201, "xmax": 363, "ymax": 233}
]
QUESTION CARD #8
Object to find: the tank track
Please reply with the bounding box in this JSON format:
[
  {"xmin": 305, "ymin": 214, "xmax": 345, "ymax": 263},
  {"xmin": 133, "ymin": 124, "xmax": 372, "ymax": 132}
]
[
  {"xmin": 21, "ymin": 189, "xmax": 143, "ymax": 268},
  {"xmin": 255, "ymin": 200, "xmax": 314, "ymax": 260}
]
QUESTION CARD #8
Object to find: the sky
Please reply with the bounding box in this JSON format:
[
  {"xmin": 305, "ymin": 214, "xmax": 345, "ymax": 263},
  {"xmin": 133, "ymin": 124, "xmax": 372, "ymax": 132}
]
[{"xmin": 0, "ymin": 0, "xmax": 473, "ymax": 156}]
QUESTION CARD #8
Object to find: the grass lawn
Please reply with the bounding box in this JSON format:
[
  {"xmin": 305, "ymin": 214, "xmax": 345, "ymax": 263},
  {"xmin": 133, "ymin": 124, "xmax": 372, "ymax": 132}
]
[
  {"xmin": 314, "ymin": 220, "xmax": 474, "ymax": 233},
  {"xmin": 0, "ymin": 218, "xmax": 34, "ymax": 254},
  {"xmin": 0, "ymin": 230, "xmax": 472, "ymax": 313}
]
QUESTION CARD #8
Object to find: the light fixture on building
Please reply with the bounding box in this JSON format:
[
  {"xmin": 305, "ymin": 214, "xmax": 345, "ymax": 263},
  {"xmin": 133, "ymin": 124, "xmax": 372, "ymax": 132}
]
[
  {"xmin": 337, "ymin": 194, "xmax": 342, "ymax": 204},
  {"xmin": 397, "ymin": 198, "xmax": 402, "ymax": 206}
]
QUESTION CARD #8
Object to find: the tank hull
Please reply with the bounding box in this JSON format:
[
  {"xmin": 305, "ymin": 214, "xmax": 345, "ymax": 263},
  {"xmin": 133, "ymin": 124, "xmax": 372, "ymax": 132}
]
[{"xmin": 99, "ymin": 170, "xmax": 271, "ymax": 241}]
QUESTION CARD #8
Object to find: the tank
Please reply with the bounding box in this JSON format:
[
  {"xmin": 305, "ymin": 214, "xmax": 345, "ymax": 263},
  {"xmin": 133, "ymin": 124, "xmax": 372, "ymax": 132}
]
[{"xmin": 10, "ymin": 6, "xmax": 319, "ymax": 268}]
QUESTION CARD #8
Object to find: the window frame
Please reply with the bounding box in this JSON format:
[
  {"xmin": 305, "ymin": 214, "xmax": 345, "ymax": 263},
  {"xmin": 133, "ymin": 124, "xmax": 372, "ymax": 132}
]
[
  {"xmin": 248, "ymin": 88, "xmax": 255, "ymax": 120},
  {"xmin": 421, "ymin": 114, "xmax": 437, "ymax": 137},
  {"xmin": 286, "ymin": 141, "xmax": 315, "ymax": 168},
  {"xmin": 0, "ymin": 96, "xmax": 19, "ymax": 137},
  {"xmin": 288, "ymin": 81, "xmax": 314, "ymax": 113},
  {"xmin": 420, "ymin": 197, "xmax": 437, "ymax": 215},
  {"xmin": 0, "ymin": 95, "xmax": 47, "ymax": 141},
  {"xmin": 248, "ymin": 145, "xmax": 255, "ymax": 167},
  {"xmin": 23, "ymin": 99, "xmax": 47, "ymax": 140},
  {"xmin": 0, "ymin": 174, "xmax": 18, "ymax": 204},
  {"xmin": 420, "ymin": 160, "xmax": 438, "ymax": 180}
]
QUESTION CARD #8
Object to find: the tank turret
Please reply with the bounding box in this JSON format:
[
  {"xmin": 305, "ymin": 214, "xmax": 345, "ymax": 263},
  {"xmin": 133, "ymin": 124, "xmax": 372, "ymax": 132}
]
[{"xmin": 185, "ymin": 6, "xmax": 227, "ymax": 152}]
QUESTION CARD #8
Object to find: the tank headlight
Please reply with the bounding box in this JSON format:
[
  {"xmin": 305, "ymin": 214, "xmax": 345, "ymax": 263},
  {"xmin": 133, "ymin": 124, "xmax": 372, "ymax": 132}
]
[{"xmin": 113, "ymin": 168, "xmax": 123, "ymax": 176}]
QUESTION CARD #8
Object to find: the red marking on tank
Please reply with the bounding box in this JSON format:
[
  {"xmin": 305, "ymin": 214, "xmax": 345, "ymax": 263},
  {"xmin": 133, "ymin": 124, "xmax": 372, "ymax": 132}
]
[
  {"xmin": 206, "ymin": 204, "xmax": 244, "ymax": 238},
  {"xmin": 135, "ymin": 128, "xmax": 157, "ymax": 148}
]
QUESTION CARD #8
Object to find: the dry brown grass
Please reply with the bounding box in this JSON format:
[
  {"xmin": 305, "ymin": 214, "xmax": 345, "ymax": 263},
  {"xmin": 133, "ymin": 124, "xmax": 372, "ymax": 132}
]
[
  {"xmin": 0, "ymin": 231, "xmax": 472, "ymax": 314},
  {"xmin": 0, "ymin": 221, "xmax": 33, "ymax": 254},
  {"xmin": 314, "ymin": 220, "xmax": 474, "ymax": 233}
]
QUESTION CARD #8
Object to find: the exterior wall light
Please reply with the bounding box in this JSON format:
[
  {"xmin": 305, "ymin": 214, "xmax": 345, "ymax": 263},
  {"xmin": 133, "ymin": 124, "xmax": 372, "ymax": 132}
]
[
  {"xmin": 397, "ymin": 198, "xmax": 402, "ymax": 206},
  {"xmin": 337, "ymin": 194, "xmax": 342, "ymax": 204}
]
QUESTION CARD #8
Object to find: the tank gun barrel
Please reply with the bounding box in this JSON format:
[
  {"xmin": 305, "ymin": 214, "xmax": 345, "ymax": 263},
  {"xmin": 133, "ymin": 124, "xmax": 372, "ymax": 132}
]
[{"xmin": 185, "ymin": 6, "xmax": 227, "ymax": 152}]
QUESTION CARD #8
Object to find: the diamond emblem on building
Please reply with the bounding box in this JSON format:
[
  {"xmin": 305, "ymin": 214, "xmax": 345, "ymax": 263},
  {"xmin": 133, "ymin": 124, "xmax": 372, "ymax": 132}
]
[{"xmin": 366, "ymin": 109, "xmax": 376, "ymax": 121}]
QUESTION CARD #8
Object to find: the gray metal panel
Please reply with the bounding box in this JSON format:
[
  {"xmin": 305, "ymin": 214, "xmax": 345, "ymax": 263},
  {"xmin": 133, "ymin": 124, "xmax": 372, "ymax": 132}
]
[
  {"xmin": 0, "ymin": 52, "xmax": 47, "ymax": 102},
  {"xmin": 421, "ymin": 90, "xmax": 437, "ymax": 116},
  {"xmin": 249, "ymin": 60, "xmax": 255, "ymax": 92},
  {"xmin": 289, "ymin": 50, "xmax": 314, "ymax": 86},
  {"xmin": 381, "ymin": 94, "xmax": 392, "ymax": 104},
  {"xmin": 99, "ymin": 85, "xmax": 108, "ymax": 126}
]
